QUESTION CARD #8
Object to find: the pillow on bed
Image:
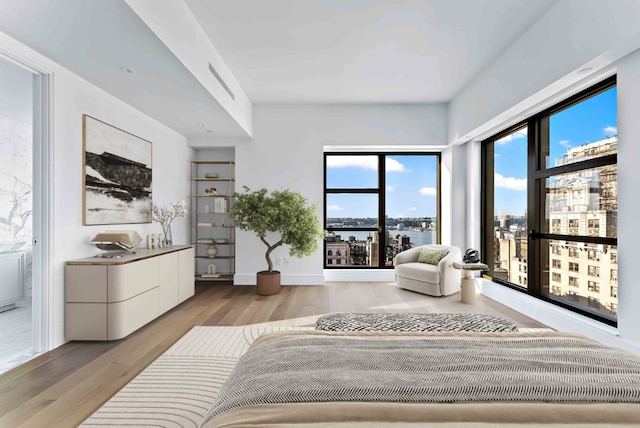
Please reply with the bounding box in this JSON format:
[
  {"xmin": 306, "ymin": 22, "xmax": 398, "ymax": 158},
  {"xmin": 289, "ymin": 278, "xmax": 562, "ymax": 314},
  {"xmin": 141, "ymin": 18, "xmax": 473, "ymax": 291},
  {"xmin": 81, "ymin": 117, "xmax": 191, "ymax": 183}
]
[{"xmin": 417, "ymin": 248, "xmax": 449, "ymax": 265}]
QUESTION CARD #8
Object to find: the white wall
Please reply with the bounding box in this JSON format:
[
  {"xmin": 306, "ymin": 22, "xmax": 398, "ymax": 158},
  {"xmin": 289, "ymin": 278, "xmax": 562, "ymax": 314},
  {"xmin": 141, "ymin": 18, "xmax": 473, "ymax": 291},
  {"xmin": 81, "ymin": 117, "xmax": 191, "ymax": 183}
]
[
  {"xmin": 615, "ymin": 47, "xmax": 640, "ymax": 347},
  {"xmin": 0, "ymin": 31, "xmax": 194, "ymax": 348},
  {"xmin": 450, "ymin": 0, "xmax": 640, "ymax": 144},
  {"xmin": 0, "ymin": 56, "xmax": 32, "ymax": 124},
  {"xmin": 197, "ymin": 103, "xmax": 448, "ymax": 285},
  {"xmin": 448, "ymin": 1, "xmax": 640, "ymax": 350}
]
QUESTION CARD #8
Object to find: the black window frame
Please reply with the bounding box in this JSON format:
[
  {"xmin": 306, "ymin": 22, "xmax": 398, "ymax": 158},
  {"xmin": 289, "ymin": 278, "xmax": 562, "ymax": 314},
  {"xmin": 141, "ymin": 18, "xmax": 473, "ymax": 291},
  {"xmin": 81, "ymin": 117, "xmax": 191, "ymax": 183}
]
[
  {"xmin": 324, "ymin": 151, "xmax": 441, "ymax": 269},
  {"xmin": 481, "ymin": 75, "xmax": 618, "ymax": 326}
]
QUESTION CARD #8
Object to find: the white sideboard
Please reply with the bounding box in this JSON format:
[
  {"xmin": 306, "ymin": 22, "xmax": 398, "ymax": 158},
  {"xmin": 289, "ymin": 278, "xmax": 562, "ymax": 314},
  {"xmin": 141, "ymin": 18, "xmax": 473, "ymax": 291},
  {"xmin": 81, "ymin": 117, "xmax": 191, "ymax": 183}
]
[{"xmin": 65, "ymin": 245, "xmax": 194, "ymax": 341}]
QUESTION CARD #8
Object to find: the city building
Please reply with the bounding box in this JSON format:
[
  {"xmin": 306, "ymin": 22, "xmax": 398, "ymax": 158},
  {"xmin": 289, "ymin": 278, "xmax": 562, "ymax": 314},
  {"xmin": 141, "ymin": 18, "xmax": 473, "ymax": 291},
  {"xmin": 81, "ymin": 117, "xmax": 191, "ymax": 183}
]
[{"xmin": 493, "ymin": 137, "xmax": 618, "ymax": 318}]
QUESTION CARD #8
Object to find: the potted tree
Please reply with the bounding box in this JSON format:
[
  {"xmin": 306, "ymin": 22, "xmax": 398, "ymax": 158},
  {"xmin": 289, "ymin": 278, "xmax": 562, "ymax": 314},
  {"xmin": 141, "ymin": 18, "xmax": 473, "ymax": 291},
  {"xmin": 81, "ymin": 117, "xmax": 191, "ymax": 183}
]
[{"xmin": 230, "ymin": 186, "xmax": 323, "ymax": 295}]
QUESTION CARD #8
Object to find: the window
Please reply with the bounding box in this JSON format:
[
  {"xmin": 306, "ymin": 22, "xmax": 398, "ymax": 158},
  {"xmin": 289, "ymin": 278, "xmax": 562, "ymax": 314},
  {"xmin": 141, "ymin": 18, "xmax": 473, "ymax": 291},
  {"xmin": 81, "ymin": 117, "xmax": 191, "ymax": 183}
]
[
  {"xmin": 588, "ymin": 281, "xmax": 600, "ymax": 293},
  {"xmin": 482, "ymin": 77, "xmax": 617, "ymax": 326},
  {"xmin": 324, "ymin": 153, "xmax": 440, "ymax": 268},
  {"xmin": 610, "ymin": 286, "xmax": 618, "ymax": 298},
  {"xmin": 568, "ymin": 247, "xmax": 579, "ymax": 258},
  {"xmin": 487, "ymin": 127, "xmax": 528, "ymax": 288},
  {"xmin": 611, "ymin": 269, "xmax": 618, "ymax": 281},
  {"xmin": 568, "ymin": 219, "xmax": 579, "ymax": 234}
]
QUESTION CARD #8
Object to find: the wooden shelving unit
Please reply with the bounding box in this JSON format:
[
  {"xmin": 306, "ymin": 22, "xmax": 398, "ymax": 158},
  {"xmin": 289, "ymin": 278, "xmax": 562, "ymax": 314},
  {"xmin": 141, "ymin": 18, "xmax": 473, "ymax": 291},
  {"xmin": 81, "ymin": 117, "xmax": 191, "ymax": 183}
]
[{"xmin": 190, "ymin": 161, "xmax": 235, "ymax": 282}]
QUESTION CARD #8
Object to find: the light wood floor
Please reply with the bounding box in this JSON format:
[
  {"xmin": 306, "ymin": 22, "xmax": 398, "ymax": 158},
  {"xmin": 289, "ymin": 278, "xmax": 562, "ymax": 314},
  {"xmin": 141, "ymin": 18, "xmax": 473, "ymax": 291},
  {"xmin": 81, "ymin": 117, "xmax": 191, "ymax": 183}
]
[{"xmin": 0, "ymin": 281, "xmax": 546, "ymax": 427}]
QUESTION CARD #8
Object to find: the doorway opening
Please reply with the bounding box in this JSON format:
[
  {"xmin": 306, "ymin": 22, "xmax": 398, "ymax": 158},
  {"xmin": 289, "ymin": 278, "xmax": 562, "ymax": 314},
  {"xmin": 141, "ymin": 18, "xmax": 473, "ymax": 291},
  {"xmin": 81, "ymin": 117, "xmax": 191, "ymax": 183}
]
[{"xmin": 0, "ymin": 51, "xmax": 51, "ymax": 373}]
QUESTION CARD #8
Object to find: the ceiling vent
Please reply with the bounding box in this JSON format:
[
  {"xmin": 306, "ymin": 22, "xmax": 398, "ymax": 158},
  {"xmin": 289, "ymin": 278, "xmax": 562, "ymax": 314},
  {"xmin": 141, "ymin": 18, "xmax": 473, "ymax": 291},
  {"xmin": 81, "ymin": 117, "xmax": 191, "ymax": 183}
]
[{"xmin": 208, "ymin": 62, "xmax": 235, "ymax": 100}]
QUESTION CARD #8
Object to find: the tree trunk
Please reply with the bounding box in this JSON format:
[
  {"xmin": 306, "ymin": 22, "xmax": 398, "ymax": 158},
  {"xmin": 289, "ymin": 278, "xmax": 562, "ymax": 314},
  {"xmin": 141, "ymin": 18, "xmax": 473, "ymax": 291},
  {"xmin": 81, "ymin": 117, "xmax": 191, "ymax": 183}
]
[{"xmin": 261, "ymin": 237, "xmax": 283, "ymax": 272}]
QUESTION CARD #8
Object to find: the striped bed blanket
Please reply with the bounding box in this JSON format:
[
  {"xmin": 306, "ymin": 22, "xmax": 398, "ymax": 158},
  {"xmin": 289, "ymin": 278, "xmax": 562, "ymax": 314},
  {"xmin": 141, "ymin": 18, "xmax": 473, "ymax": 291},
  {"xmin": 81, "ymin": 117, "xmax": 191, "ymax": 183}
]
[{"xmin": 201, "ymin": 330, "xmax": 640, "ymax": 427}]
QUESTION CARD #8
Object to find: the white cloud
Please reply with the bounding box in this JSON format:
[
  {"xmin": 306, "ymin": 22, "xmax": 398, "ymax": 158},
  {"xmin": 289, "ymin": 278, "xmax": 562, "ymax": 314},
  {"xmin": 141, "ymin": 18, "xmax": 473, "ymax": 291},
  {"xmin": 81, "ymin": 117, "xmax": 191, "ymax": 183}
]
[
  {"xmin": 386, "ymin": 185, "xmax": 394, "ymax": 192},
  {"xmin": 326, "ymin": 155, "xmax": 407, "ymax": 172},
  {"xmin": 603, "ymin": 125, "xmax": 617, "ymax": 135},
  {"xmin": 385, "ymin": 157, "xmax": 406, "ymax": 172},
  {"xmin": 559, "ymin": 139, "xmax": 571, "ymax": 148},
  {"xmin": 419, "ymin": 187, "xmax": 437, "ymax": 196},
  {"xmin": 327, "ymin": 205, "xmax": 343, "ymax": 211},
  {"xmin": 495, "ymin": 128, "xmax": 528, "ymax": 145},
  {"xmin": 494, "ymin": 173, "xmax": 527, "ymax": 191},
  {"xmin": 326, "ymin": 155, "xmax": 377, "ymax": 170},
  {"xmin": 409, "ymin": 207, "xmax": 417, "ymax": 211}
]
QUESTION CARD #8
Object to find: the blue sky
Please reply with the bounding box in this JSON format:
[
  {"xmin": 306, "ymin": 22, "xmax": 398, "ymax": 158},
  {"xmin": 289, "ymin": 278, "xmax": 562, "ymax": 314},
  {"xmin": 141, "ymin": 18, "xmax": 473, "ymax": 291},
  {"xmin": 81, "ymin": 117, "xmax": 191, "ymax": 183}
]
[
  {"xmin": 494, "ymin": 86, "xmax": 617, "ymax": 217},
  {"xmin": 326, "ymin": 155, "xmax": 438, "ymax": 218},
  {"xmin": 325, "ymin": 87, "xmax": 616, "ymax": 220}
]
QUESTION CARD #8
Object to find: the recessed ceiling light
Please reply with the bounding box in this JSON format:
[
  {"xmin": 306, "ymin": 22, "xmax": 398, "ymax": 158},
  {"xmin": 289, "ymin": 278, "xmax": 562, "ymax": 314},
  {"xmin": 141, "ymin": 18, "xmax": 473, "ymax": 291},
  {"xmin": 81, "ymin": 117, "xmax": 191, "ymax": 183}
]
[
  {"xmin": 578, "ymin": 67, "xmax": 593, "ymax": 75},
  {"xmin": 199, "ymin": 124, "xmax": 207, "ymax": 128},
  {"xmin": 119, "ymin": 66, "xmax": 135, "ymax": 74}
]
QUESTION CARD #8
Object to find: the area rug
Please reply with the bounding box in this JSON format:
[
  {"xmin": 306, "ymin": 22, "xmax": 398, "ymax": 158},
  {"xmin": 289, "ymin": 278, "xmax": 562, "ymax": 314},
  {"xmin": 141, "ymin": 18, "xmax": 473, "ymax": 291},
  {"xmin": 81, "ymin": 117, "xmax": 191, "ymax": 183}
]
[
  {"xmin": 80, "ymin": 325, "xmax": 311, "ymax": 427},
  {"xmin": 81, "ymin": 322, "xmax": 552, "ymax": 427}
]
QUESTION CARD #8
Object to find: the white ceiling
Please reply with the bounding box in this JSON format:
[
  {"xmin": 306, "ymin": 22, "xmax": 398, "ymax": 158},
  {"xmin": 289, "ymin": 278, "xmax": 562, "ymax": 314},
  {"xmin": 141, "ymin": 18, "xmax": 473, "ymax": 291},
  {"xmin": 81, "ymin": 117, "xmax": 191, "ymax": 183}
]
[
  {"xmin": 185, "ymin": 0, "xmax": 556, "ymax": 103},
  {"xmin": 0, "ymin": 0, "xmax": 557, "ymax": 137}
]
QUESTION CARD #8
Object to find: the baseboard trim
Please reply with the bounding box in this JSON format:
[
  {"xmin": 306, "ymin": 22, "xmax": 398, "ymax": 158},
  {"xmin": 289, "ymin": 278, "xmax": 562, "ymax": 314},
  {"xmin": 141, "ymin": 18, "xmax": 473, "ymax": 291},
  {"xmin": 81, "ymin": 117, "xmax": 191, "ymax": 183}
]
[
  {"xmin": 323, "ymin": 269, "xmax": 395, "ymax": 282},
  {"xmin": 233, "ymin": 274, "xmax": 325, "ymax": 286}
]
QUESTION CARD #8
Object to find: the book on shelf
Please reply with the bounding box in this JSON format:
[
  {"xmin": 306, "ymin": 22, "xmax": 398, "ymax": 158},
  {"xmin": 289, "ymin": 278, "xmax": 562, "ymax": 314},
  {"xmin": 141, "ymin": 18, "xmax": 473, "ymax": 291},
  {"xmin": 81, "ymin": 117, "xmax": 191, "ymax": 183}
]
[
  {"xmin": 213, "ymin": 197, "xmax": 228, "ymax": 213},
  {"xmin": 197, "ymin": 222, "xmax": 212, "ymax": 227}
]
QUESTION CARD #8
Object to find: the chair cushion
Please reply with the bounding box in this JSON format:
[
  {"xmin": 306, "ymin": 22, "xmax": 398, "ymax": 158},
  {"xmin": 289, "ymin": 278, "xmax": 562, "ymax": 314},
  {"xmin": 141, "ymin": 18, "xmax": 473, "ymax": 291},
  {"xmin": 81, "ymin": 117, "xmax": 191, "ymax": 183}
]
[
  {"xmin": 395, "ymin": 262, "xmax": 439, "ymax": 283},
  {"xmin": 417, "ymin": 248, "xmax": 449, "ymax": 265}
]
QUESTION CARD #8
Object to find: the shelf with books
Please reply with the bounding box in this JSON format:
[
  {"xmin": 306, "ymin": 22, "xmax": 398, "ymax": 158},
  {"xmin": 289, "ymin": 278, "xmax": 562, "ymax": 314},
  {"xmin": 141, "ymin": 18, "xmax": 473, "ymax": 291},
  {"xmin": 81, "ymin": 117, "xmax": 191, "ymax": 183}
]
[{"xmin": 190, "ymin": 160, "xmax": 235, "ymax": 283}]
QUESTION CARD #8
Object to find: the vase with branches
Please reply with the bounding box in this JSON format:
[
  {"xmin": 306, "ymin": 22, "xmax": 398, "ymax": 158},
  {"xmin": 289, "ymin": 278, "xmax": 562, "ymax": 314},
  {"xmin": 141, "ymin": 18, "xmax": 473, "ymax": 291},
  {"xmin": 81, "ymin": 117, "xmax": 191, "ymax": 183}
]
[{"xmin": 152, "ymin": 200, "xmax": 187, "ymax": 247}]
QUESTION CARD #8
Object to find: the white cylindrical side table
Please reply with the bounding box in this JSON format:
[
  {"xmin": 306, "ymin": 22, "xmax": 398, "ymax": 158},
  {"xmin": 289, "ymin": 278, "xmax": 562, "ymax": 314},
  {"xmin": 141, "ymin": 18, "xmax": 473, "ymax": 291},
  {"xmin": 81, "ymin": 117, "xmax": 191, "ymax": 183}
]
[{"xmin": 452, "ymin": 262, "xmax": 488, "ymax": 304}]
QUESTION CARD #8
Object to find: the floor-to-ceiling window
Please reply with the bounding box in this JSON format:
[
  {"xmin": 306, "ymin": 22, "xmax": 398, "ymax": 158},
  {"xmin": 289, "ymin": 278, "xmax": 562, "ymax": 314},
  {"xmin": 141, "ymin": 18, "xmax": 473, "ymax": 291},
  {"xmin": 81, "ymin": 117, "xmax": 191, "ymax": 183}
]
[
  {"xmin": 324, "ymin": 152, "xmax": 440, "ymax": 268},
  {"xmin": 482, "ymin": 76, "xmax": 618, "ymax": 325}
]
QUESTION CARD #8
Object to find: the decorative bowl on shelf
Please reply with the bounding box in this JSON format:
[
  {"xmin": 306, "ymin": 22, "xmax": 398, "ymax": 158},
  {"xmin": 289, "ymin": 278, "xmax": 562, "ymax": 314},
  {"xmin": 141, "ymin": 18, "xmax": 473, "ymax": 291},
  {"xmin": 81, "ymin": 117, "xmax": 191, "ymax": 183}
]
[
  {"xmin": 215, "ymin": 238, "xmax": 229, "ymax": 244},
  {"xmin": 197, "ymin": 239, "xmax": 214, "ymax": 244},
  {"xmin": 204, "ymin": 173, "xmax": 219, "ymax": 178}
]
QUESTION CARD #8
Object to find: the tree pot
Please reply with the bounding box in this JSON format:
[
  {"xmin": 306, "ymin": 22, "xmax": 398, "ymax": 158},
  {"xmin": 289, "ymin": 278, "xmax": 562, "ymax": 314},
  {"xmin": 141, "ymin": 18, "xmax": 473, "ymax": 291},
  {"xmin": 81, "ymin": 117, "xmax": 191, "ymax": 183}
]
[{"xmin": 257, "ymin": 271, "xmax": 281, "ymax": 295}]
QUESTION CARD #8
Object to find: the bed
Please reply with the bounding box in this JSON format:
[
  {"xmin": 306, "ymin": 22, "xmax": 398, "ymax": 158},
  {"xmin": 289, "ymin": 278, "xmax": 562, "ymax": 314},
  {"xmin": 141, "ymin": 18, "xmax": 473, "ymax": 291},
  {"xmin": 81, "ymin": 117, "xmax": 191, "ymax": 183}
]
[{"xmin": 200, "ymin": 330, "xmax": 640, "ymax": 427}]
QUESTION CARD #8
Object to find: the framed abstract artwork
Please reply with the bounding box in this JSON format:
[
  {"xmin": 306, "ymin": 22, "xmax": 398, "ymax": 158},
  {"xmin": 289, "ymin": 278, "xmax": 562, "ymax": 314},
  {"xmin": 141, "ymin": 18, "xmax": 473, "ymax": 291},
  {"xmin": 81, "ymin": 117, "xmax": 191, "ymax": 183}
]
[{"xmin": 82, "ymin": 115, "xmax": 153, "ymax": 225}]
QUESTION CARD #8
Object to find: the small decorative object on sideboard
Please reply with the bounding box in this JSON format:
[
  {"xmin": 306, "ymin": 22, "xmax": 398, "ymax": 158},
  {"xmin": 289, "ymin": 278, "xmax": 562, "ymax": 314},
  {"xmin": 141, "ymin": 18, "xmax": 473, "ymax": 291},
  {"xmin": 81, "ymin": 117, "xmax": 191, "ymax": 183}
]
[
  {"xmin": 152, "ymin": 200, "xmax": 187, "ymax": 247},
  {"xmin": 91, "ymin": 230, "xmax": 142, "ymax": 258},
  {"xmin": 204, "ymin": 172, "xmax": 219, "ymax": 179}
]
